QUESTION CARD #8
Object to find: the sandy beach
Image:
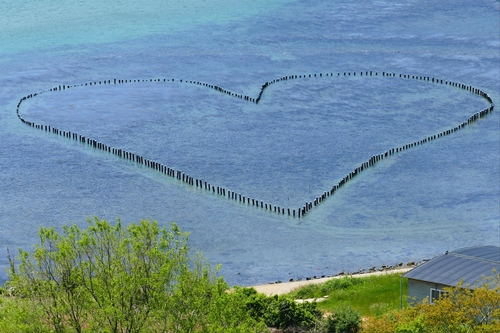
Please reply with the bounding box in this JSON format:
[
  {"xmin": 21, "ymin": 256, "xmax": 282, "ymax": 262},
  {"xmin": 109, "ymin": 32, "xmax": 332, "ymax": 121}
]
[{"xmin": 251, "ymin": 267, "xmax": 412, "ymax": 296}]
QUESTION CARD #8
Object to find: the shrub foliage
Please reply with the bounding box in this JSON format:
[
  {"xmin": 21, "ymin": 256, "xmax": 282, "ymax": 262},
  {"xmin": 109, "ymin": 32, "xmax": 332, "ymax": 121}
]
[
  {"xmin": 4, "ymin": 216, "xmax": 496, "ymax": 332},
  {"xmin": 362, "ymin": 273, "xmax": 500, "ymax": 333},
  {"xmin": 325, "ymin": 307, "xmax": 361, "ymax": 333},
  {"xmin": 239, "ymin": 287, "xmax": 322, "ymax": 331},
  {"xmin": 3, "ymin": 217, "xmax": 266, "ymax": 333}
]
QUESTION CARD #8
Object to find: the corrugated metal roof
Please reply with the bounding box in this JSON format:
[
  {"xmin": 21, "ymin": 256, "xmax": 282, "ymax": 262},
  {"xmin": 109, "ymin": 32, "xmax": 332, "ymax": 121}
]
[{"xmin": 403, "ymin": 245, "xmax": 500, "ymax": 288}]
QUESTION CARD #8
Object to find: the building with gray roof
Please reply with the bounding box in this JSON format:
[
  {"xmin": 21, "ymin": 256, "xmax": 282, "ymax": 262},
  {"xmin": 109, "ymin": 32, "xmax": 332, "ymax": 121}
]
[{"xmin": 403, "ymin": 245, "xmax": 500, "ymax": 304}]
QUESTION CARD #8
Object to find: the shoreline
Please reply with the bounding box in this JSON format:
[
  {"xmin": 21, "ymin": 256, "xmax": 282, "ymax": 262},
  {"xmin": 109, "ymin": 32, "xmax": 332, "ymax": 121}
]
[{"xmin": 250, "ymin": 266, "xmax": 414, "ymax": 296}]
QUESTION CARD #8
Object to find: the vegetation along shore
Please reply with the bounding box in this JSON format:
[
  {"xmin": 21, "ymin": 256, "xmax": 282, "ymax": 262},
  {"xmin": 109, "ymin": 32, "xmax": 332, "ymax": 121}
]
[{"xmin": 1, "ymin": 217, "xmax": 498, "ymax": 332}]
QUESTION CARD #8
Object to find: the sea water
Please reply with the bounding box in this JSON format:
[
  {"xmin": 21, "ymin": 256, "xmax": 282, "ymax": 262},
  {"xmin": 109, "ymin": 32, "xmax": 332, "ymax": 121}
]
[{"xmin": 0, "ymin": 0, "xmax": 499, "ymax": 286}]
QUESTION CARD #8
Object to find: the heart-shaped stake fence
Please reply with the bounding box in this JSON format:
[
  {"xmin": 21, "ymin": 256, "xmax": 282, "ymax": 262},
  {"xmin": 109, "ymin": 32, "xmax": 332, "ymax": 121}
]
[{"xmin": 16, "ymin": 71, "xmax": 494, "ymax": 218}]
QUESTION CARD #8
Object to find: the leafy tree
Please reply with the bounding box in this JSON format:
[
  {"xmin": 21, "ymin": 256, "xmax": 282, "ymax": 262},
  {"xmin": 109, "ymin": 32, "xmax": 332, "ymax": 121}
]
[{"xmin": 5, "ymin": 217, "xmax": 266, "ymax": 333}]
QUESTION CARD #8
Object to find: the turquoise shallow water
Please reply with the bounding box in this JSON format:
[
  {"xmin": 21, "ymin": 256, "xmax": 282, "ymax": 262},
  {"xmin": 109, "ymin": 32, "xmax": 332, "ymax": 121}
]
[{"xmin": 0, "ymin": 0, "xmax": 499, "ymax": 286}]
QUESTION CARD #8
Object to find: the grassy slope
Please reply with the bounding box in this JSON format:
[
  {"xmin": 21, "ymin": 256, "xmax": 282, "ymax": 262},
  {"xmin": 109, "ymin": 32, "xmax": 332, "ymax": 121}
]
[{"xmin": 286, "ymin": 273, "xmax": 408, "ymax": 317}]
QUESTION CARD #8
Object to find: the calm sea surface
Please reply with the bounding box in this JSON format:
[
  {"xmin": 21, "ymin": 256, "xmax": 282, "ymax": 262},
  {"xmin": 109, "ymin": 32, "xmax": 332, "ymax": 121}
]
[{"xmin": 1, "ymin": 0, "xmax": 499, "ymax": 286}]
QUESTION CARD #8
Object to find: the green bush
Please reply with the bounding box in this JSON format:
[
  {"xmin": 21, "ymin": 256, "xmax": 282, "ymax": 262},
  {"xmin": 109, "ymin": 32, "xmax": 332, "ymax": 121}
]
[
  {"xmin": 268, "ymin": 296, "xmax": 320, "ymax": 330},
  {"xmin": 325, "ymin": 307, "xmax": 361, "ymax": 333},
  {"xmin": 238, "ymin": 287, "xmax": 322, "ymax": 331}
]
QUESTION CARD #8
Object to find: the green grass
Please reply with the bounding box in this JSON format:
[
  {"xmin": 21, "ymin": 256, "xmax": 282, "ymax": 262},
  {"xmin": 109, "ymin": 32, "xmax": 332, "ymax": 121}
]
[{"xmin": 286, "ymin": 273, "xmax": 408, "ymax": 317}]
